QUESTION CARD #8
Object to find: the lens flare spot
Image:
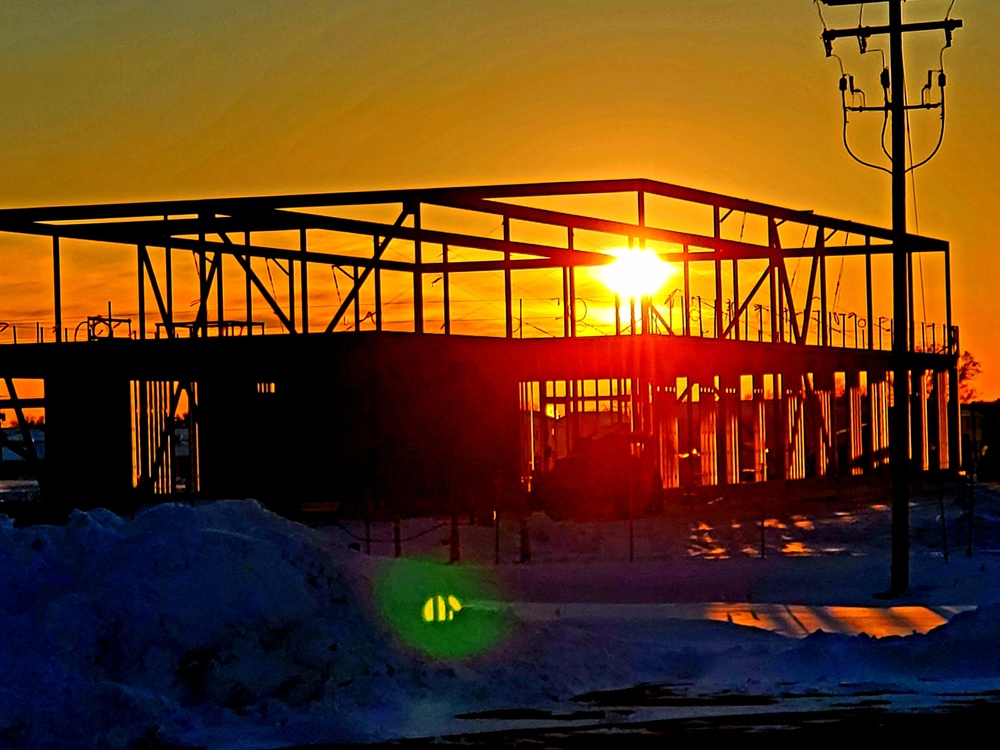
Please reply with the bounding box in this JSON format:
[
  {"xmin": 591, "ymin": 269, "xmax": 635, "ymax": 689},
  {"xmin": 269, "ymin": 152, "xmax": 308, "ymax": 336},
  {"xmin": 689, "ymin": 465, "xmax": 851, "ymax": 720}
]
[{"xmin": 374, "ymin": 558, "xmax": 509, "ymax": 659}]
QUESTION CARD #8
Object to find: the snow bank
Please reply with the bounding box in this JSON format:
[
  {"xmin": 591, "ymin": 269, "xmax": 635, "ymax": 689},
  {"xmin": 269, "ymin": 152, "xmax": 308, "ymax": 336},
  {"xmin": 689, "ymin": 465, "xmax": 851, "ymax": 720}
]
[
  {"xmin": 0, "ymin": 501, "xmax": 403, "ymax": 748},
  {"xmin": 2, "ymin": 497, "xmax": 999, "ymax": 749}
]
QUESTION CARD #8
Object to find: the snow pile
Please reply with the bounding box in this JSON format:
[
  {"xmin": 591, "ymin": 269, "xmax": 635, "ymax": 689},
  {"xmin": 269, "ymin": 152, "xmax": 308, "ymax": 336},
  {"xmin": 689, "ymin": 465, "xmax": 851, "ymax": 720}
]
[
  {"xmin": 0, "ymin": 501, "xmax": 406, "ymax": 748},
  {"xmin": 781, "ymin": 601, "xmax": 1000, "ymax": 683}
]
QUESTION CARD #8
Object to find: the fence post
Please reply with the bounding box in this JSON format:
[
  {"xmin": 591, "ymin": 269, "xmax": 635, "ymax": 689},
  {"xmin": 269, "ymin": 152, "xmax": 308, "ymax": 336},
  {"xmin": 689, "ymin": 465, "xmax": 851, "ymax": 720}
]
[
  {"xmin": 449, "ymin": 514, "xmax": 460, "ymax": 563},
  {"xmin": 519, "ymin": 516, "xmax": 531, "ymax": 563}
]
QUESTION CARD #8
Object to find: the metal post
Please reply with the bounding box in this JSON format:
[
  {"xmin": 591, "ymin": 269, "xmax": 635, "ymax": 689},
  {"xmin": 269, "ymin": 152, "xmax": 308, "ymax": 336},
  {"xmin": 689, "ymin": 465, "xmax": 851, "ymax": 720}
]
[
  {"xmin": 198, "ymin": 234, "xmax": 207, "ymax": 338},
  {"xmin": 374, "ymin": 237, "xmax": 383, "ymax": 332},
  {"xmin": 413, "ymin": 204, "xmax": 423, "ymax": 334},
  {"xmin": 449, "ymin": 514, "xmax": 460, "ymax": 563},
  {"xmin": 287, "ymin": 253, "xmax": 294, "ymax": 334},
  {"xmin": 519, "ymin": 516, "xmax": 531, "ymax": 563},
  {"xmin": 353, "ymin": 266, "xmax": 361, "ymax": 330},
  {"xmin": 217, "ymin": 251, "xmax": 225, "ymax": 331},
  {"xmin": 300, "ymin": 228, "xmax": 309, "ymax": 334},
  {"xmin": 504, "ymin": 217, "xmax": 512, "ymax": 339},
  {"xmin": 52, "ymin": 236, "xmax": 62, "ymax": 343},
  {"xmin": 138, "ymin": 245, "xmax": 146, "ymax": 340},
  {"xmin": 443, "ymin": 244, "xmax": 451, "ymax": 335},
  {"xmin": 243, "ymin": 232, "xmax": 251, "ymax": 335}
]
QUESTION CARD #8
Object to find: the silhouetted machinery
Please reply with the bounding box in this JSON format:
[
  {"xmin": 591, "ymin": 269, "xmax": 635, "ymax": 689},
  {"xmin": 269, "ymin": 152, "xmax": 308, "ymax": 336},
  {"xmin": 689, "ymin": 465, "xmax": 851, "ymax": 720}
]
[{"xmin": 531, "ymin": 428, "xmax": 661, "ymax": 521}]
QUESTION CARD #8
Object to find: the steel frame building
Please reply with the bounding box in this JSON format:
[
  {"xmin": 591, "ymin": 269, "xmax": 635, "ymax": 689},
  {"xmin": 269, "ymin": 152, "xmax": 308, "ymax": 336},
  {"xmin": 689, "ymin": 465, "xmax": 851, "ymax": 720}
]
[{"xmin": 0, "ymin": 179, "xmax": 960, "ymax": 519}]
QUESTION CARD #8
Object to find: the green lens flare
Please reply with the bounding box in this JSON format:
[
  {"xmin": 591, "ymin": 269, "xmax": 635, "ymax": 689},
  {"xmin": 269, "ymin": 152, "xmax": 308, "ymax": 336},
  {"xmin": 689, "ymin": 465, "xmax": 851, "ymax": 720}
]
[{"xmin": 373, "ymin": 557, "xmax": 510, "ymax": 659}]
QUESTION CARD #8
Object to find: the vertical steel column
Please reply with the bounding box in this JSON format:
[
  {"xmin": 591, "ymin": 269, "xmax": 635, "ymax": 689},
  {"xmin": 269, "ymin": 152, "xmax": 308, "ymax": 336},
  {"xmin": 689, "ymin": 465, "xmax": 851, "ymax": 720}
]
[
  {"xmin": 198, "ymin": 232, "xmax": 207, "ymax": 338},
  {"xmin": 682, "ymin": 247, "xmax": 691, "ymax": 337},
  {"xmin": 138, "ymin": 245, "xmax": 146, "ymax": 340},
  {"xmin": 286, "ymin": 253, "xmax": 295, "ymax": 334},
  {"xmin": 561, "ymin": 268, "xmax": 571, "ymax": 338},
  {"xmin": 374, "ymin": 236, "xmax": 383, "ymax": 332},
  {"xmin": 714, "ymin": 207, "xmax": 723, "ymax": 340},
  {"xmin": 52, "ymin": 236, "xmax": 62, "ymax": 343},
  {"xmin": 443, "ymin": 244, "xmax": 452, "ymax": 335},
  {"xmin": 300, "ymin": 228, "xmax": 309, "ymax": 334},
  {"xmin": 866, "ymin": 238, "xmax": 874, "ymax": 350},
  {"xmin": 769, "ymin": 261, "xmax": 779, "ymax": 343},
  {"xmin": 907, "ymin": 253, "xmax": 915, "ymax": 353},
  {"xmin": 732, "ymin": 258, "xmax": 741, "ymax": 341},
  {"xmin": 353, "ymin": 266, "xmax": 361, "ymax": 330},
  {"xmin": 413, "ymin": 204, "xmax": 423, "ymax": 334},
  {"xmin": 217, "ymin": 251, "xmax": 225, "ymax": 331},
  {"xmin": 816, "ymin": 231, "xmax": 827, "ymax": 347},
  {"xmin": 568, "ymin": 228, "xmax": 577, "ymax": 338},
  {"xmin": 945, "ymin": 244, "xmax": 953, "ymax": 347},
  {"xmin": 243, "ymin": 232, "xmax": 251, "ymax": 335},
  {"xmin": 167, "ymin": 235, "xmax": 175, "ymax": 338},
  {"xmin": 504, "ymin": 216, "xmax": 512, "ymax": 339}
]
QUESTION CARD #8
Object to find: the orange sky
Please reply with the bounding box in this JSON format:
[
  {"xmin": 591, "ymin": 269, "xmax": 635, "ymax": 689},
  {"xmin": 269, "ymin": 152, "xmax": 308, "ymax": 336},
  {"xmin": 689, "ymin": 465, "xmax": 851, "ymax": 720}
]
[{"xmin": 1, "ymin": 1, "xmax": 998, "ymax": 397}]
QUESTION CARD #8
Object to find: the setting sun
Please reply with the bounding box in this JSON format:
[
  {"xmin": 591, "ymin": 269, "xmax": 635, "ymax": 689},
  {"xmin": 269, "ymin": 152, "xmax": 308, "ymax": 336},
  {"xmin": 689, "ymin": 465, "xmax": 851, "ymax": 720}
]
[{"xmin": 597, "ymin": 247, "xmax": 677, "ymax": 300}]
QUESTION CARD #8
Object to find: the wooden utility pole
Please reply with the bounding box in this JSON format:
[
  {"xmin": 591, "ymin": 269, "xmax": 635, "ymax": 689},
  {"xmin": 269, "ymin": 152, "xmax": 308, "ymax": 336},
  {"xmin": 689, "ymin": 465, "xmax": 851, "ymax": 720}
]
[{"xmin": 819, "ymin": 0, "xmax": 962, "ymax": 596}]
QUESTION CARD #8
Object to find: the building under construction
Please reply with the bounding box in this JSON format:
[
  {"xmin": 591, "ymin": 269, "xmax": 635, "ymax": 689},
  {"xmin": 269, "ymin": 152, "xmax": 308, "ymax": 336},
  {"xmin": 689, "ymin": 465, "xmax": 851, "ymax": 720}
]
[{"xmin": 0, "ymin": 179, "xmax": 960, "ymax": 521}]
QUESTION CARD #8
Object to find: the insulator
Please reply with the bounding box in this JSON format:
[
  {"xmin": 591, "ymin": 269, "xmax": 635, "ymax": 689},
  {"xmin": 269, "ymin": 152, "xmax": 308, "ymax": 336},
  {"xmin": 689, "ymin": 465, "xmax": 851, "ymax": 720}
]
[
  {"xmin": 859, "ymin": 36, "xmax": 867, "ymax": 54},
  {"xmin": 880, "ymin": 68, "xmax": 891, "ymax": 91},
  {"xmin": 839, "ymin": 75, "xmax": 848, "ymax": 92},
  {"xmin": 938, "ymin": 72, "xmax": 947, "ymax": 88}
]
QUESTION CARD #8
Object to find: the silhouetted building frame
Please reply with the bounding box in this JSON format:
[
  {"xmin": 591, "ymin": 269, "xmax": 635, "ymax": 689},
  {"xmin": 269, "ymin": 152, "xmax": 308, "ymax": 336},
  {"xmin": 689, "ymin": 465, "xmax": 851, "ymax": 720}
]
[{"xmin": 0, "ymin": 179, "xmax": 960, "ymax": 518}]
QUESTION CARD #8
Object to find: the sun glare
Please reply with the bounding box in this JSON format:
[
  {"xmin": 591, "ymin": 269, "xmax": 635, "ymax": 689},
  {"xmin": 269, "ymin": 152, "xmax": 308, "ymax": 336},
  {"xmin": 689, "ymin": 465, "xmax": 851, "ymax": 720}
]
[{"xmin": 597, "ymin": 247, "xmax": 676, "ymax": 299}]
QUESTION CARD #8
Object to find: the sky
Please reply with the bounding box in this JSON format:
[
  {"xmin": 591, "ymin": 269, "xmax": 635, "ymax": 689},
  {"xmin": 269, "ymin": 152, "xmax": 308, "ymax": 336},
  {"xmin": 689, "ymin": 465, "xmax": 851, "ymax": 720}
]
[{"xmin": 1, "ymin": 0, "xmax": 998, "ymax": 397}]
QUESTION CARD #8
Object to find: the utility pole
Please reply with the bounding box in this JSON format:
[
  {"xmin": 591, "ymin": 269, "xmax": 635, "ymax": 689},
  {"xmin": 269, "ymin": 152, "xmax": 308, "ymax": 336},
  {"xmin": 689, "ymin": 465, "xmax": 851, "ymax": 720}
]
[{"xmin": 818, "ymin": 1, "xmax": 962, "ymax": 596}]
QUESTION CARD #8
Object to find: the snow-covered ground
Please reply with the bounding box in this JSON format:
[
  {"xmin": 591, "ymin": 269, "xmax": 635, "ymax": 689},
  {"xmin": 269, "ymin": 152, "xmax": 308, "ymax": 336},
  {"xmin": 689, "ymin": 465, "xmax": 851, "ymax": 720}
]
[{"xmin": 2, "ymin": 482, "xmax": 999, "ymax": 748}]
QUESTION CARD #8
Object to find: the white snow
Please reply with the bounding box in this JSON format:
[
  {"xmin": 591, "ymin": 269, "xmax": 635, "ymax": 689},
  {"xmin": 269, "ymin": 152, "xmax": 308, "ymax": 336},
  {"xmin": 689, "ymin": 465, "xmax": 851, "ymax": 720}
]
[{"xmin": 1, "ymin": 485, "xmax": 999, "ymax": 748}]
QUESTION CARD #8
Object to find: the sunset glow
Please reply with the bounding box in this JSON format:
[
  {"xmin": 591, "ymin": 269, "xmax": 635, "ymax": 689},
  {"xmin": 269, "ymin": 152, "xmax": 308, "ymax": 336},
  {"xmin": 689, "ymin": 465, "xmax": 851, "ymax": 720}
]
[{"xmin": 597, "ymin": 247, "xmax": 677, "ymax": 300}]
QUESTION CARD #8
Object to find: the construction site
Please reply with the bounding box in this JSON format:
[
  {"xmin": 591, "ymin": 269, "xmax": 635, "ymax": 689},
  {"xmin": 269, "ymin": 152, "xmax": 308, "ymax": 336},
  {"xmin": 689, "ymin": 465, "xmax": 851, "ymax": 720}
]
[{"xmin": 0, "ymin": 177, "xmax": 960, "ymax": 522}]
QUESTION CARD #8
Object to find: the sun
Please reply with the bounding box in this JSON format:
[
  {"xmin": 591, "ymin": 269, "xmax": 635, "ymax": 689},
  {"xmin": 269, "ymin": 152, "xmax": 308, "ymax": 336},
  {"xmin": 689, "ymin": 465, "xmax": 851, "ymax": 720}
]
[{"xmin": 596, "ymin": 247, "xmax": 677, "ymax": 299}]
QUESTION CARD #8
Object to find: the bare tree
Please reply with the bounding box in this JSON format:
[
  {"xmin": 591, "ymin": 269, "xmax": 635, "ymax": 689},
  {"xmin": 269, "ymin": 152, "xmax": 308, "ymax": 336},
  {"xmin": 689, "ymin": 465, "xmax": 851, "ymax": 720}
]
[{"xmin": 958, "ymin": 350, "xmax": 982, "ymax": 403}]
